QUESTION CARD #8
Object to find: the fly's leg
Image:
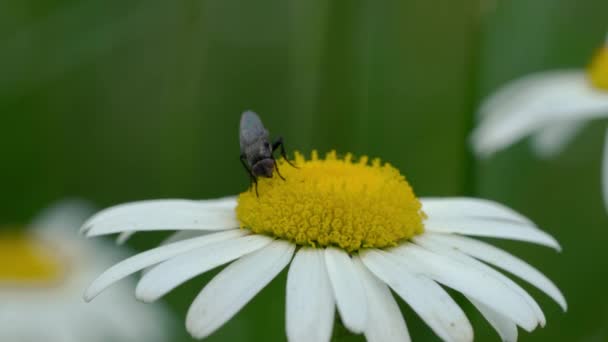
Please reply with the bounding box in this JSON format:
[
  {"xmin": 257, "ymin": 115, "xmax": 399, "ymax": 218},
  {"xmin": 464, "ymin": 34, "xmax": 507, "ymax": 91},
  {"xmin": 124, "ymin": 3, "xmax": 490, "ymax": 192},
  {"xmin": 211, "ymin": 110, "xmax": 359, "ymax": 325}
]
[
  {"xmin": 272, "ymin": 136, "xmax": 298, "ymax": 169},
  {"xmin": 272, "ymin": 158, "xmax": 286, "ymax": 181},
  {"xmin": 240, "ymin": 154, "xmax": 259, "ymax": 197}
]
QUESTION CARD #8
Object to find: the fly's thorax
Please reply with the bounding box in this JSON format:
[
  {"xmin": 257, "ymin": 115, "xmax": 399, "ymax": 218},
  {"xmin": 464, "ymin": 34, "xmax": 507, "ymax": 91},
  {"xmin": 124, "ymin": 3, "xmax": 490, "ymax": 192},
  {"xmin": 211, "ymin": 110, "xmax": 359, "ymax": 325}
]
[{"xmin": 244, "ymin": 136, "xmax": 273, "ymax": 166}]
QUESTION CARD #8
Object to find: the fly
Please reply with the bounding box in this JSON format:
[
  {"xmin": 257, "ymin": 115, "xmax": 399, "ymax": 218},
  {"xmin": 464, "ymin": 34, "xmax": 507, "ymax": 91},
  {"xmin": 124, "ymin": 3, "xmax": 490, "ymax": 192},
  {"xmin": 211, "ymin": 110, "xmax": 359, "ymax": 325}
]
[{"xmin": 239, "ymin": 110, "xmax": 296, "ymax": 196}]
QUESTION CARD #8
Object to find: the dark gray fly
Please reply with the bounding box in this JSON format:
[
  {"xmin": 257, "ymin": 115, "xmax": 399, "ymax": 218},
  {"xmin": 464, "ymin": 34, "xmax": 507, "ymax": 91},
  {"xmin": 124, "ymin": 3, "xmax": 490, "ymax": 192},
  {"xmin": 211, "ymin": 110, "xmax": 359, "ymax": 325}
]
[{"xmin": 239, "ymin": 111, "xmax": 296, "ymax": 196}]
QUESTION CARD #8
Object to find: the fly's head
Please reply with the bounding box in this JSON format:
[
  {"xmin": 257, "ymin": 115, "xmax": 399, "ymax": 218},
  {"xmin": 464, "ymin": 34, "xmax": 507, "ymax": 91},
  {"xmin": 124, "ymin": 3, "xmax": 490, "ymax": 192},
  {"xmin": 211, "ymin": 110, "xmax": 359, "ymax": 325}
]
[{"xmin": 252, "ymin": 159, "xmax": 275, "ymax": 178}]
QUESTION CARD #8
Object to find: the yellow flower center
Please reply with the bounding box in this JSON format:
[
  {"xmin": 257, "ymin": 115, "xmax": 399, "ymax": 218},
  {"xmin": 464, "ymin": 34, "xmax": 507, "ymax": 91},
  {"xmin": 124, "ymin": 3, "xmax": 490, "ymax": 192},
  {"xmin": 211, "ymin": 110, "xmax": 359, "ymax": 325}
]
[
  {"xmin": 0, "ymin": 229, "xmax": 64, "ymax": 286},
  {"xmin": 236, "ymin": 151, "xmax": 425, "ymax": 252},
  {"xmin": 588, "ymin": 46, "xmax": 608, "ymax": 91}
]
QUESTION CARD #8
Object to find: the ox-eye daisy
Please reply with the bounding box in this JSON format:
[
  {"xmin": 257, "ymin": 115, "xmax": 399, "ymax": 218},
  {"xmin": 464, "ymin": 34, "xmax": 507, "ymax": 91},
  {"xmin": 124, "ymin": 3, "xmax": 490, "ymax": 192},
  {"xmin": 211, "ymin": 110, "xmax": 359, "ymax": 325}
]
[
  {"xmin": 471, "ymin": 34, "xmax": 608, "ymax": 207},
  {"xmin": 83, "ymin": 151, "xmax": 566, "ymax": 342},
  {"xmin": 0, "ymin": 200, "xmax": 174, "ymax": 341}
]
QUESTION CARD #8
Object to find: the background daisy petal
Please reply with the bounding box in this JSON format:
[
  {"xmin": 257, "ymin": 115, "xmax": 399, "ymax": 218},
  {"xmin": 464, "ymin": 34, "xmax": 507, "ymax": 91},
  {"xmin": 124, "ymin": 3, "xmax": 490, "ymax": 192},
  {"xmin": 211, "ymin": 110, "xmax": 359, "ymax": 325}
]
[
  {"xmin": 425, "ymin": 233, "xmax": 567, "ymax": 310},
  {"xmin": 472, "ymin": 71, "xmax": 608, "ymax": 157},
  {"xmin": 84, "ymin": 229, "xmax": 245, "ymax": 301},
  {"xmin": 186, "ymin": 240, "xmax": 294, "ymax": 339},
  {"xmin": 530, "ymin": 121, "xmax": 585, "ymax": 158},
  {"xmin": 424, "ymin": 217, "xmax": 561, "ymax": 250},
  {"xmin": 477, "ymin": 71, "xmax": 563, "ymax": 120},
  {"xmin": 391, "ymin": 243, "xmax": 538, "ymax": 331},
  {"xmin": 361, "ymin": 249, "xmax": 473, "ymax": 342},
  {"xmin": 82, "ymin": 199, "xmax": 239, "ymax": 236},
  {"xmin": 324, "ymin": 247, "xmax": 367, "ymax": 334},
  {"xmin": 136, "ymin": 234, "xmax": 274, "ymax": 302},
  {"xmin": 352, "ymin": 257, "xmax": 411, "ymax": 342},
  {"xmin": 286, "ymin": 248, "xmax": 335, "ymax": 342},
  {"xmin": 30, "ymin": 199, "xmax": 95, "ymax": 236}
]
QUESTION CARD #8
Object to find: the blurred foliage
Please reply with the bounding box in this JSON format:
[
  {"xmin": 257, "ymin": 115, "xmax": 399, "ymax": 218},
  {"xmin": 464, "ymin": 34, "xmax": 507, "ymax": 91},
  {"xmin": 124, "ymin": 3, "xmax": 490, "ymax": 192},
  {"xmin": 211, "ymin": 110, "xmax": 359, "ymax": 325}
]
[{"xmin": 0, "ymin": 0, "xmax": 607, "ymax": 341}]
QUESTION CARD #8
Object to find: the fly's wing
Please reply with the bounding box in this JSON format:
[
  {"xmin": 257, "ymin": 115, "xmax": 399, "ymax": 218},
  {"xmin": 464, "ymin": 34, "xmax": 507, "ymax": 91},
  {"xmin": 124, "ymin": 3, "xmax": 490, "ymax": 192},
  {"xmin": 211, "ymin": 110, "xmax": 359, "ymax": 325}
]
[{"xmin": 239, "ymin": 111, "xmax": 268, "ymax": 153}]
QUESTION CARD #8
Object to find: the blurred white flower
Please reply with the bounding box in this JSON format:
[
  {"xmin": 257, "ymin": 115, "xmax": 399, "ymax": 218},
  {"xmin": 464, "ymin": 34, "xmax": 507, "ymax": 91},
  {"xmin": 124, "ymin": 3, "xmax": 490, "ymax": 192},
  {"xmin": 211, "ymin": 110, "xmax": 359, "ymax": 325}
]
[
  {"xmin": 0, "ymin": 200, "xmax": 175, "ymax": 342},
  {"xmin": 83, "ymin": 152, "xmax": 565, "ymax": 342},
  {"xmin": 471, "ymin": 35, "xmax": 608, "ymax": 207}
]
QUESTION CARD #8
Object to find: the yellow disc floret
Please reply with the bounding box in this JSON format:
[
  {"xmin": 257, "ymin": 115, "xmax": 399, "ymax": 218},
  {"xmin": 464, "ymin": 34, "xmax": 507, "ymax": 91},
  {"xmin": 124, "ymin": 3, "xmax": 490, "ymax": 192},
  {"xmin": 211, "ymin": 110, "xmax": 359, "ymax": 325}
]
[
  {"xmin": 236, "ymin": 151, "xmax": 425, "ymax": 252},
  {"xmin": 588, "ymin": 45, "xmax": 608, "ymax": 91},
  {"xmin": 0, "ymin": 229, "xmax": 64, "ymax": 286}
]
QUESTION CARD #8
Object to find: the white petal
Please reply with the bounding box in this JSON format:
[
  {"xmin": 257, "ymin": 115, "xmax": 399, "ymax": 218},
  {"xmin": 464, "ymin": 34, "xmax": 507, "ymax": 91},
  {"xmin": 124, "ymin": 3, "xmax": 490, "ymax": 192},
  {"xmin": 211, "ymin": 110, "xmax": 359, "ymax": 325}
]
[
  {"xmin": 472, "ymin": 71, "xmax": 608, "ymax": 157},
  {"xmin": 324, "ymin": 247, "xmax": 367, "ymax": 334},
  {"xmin": 84, "ymin": 197, "xmax": 237, "ymax": 229},
  {"xmin": 360, "ymin": 249, "xmax": 473, "ymax": 342},
  {"xmin": 186, "ymin": 240, "xmax": 294, "ymax": 339},
  {"xmin": 205, "ymin": 195, "xmax": 239, "ymax": 209},
  {"xmin": 116, "ymin": 231, "xmax": 135, "ymax": 245},
  {"xmin": 161, "ymin": 230, "xmax": 209, "ymax": 245},
  {"xmin": 286, "ymin": 248, "xmax": 335, "ymax": 342},
  {"xmin": 84, "ymin": 229, "xmax": 246, "ymax": 301},
  {"xmin": 390, "ymin": 243, "xmax": 537, "ymax": 332},
  {"xmin": 421, "ymin": 197, "xmax": 535, "ymax": 226},
  {"xmin": 414, "ymin": 234, "xmax": 545, "ymax": 327},
  {"xmin": 425, "ymin": 233, "xmax": 566, "ymax": 310},
  {"xmin": 82, "ymin": 199, "xmax": 239, "ymax": 236},
  {"xmin": 352, "ymin": 257, "xmax": 411, "ymax": 342},
  {"xmin": 530, "ymin": 121, "xmax": 585, "ymax": 158},
  {"xmin": 603, "ymin": 128, "xmax": 608, "ymax": 212},
  {"xmin": 140, "ymin": 231, "xmax": 210, "ymax": 276},
  {"xmin": 469, "ymin": 298, "xmax": 518, "ymax": 342},
  {"xmin": 136, "ymin": 234, "xmax": 274, "ymax": 302},
  {"xmin": 424, "ymin": 217, "xmax": 561, "ymax": 250}
]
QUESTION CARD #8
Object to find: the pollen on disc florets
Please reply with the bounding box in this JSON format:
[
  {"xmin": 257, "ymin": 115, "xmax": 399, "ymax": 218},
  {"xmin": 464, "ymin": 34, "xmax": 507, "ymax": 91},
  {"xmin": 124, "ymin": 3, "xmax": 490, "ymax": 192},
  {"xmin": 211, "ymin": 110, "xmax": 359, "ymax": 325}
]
[
  {"xmin": 236, "ymin": 151, "xmax": 426, "ymax": 252},
  {"xmin": 588, "ymin": 45, "xmax": 608, "ymax": 91}
]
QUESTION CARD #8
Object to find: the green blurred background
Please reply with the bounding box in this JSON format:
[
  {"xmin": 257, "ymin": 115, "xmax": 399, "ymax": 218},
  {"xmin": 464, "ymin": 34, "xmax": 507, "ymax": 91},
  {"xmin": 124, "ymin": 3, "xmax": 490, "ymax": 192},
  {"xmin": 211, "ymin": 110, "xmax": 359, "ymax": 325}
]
[{"xmin": 1, "ymin": 0, "xmax": 607, "ymax": 341}]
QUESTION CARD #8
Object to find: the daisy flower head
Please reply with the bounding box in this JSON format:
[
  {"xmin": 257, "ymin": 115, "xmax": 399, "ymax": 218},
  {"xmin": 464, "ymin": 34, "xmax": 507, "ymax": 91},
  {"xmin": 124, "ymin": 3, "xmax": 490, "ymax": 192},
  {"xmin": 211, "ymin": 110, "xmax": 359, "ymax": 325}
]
[
  {"xmin": 83, "ymin": 151, "xmax": 566, "ymax": 342},
  {"xmin": 470, "ymin": 33, "xmax": 608, "ymax": 206},
  {"xmin": 0, "ymin": 200, "xmax": 175, "ymax": 341}
]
